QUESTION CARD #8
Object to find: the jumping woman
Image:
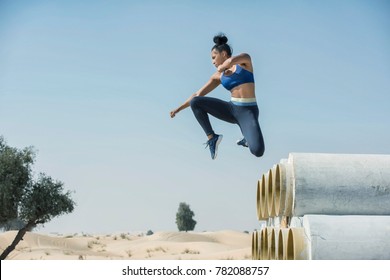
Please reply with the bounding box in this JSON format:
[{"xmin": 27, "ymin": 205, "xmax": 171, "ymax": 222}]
[{"xmin": 170, "ymin": 34, "xmax": 265, "ymax": 160}]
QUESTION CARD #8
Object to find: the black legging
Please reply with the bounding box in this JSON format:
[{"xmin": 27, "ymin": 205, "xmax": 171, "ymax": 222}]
[{"xmin": 190, "ymin": 96, "xmax": 265, "ymax": 157}]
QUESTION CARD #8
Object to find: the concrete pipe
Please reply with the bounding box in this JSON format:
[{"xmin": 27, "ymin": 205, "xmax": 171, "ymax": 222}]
[
  {"xmin": 256, "ymin": 228, "xmax": 262, "ymax": 260},
  {"xmin": 260, "ymin": 227, "xmax": 274, "ymax": 260},
  {"xmin": 277, "ymin": 228, "xmax": 289, "ymax": 260},
  {"xmin": 268, "ymin": 227, "xmax": 277, "ymax": 260},
  {"xmin": 302, "ymin": 215, "xmax": 390, "ymax": 260},
  {"xmin": 256, "ymin": 179, "xmax": 268, "ymax": 221},
  {"xmin": 259, "ymin": 227, "xmax": 266, "ymax": 260},
  {"xmin": 259, "ymin": 174, "xmax": 269, "ymax": 220},
  {"xmin": 279, "ymin": 161, "xmax": 294, "ymax": 218},
  {"xmin": 289, "ymin": 153, "xmax": 390, "ymax": 216},
  {"xmin": 251, "ymin": 230, "xmax": 259, "ymax": 260},
  {"xmin": 267, "ymin": 167, "xmax": 277, "ymax": 217},
  {"xmin": 261, "ymin": 226, "xmax": 275, "ymax": 260},
  {"xmin": 286, "ymin": 228, "xmax": 309, "ymax": 260},
  {"xmin": 256, "ymin": 180, "xmax": 262, "ymax": 220},
  {"xmin": 273, "ymin": 164, "xmax": 284, "ymax": 217},
  {"xmin": 251, "ymin": 231, "xmax": 255, "ymax": 260}
]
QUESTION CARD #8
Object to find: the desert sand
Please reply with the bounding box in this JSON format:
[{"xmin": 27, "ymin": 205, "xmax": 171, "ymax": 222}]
[{"xmin": 0, "ymin": 230, "xmax": 251, "ymax": 260}]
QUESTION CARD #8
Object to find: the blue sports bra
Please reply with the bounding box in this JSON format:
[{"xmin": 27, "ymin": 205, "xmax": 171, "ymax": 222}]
[{"xmin": 220, "ymin": 64, "xmax": 255, "ymax": 91}]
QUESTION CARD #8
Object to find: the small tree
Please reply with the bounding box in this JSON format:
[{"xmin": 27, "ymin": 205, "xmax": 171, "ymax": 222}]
[
  {"xmin": 0, "ymin": 137, "xmax": 75, "ymax": 260},
  {"xmin": 0, "ymin": 174, "xmax": 75, "ymax": 260},
  {"xmin": 0, "ymin": 136, "xmax": 35, "ymax": 229},
  {"xmin": 176, "ymin": 202, "xmax": 196, "ymax": 232}
]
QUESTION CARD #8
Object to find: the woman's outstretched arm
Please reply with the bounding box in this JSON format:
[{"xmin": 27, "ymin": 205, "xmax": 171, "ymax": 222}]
[{"xmin": 170, "ymin": 72, "xmax": 220, "ymax": 118}]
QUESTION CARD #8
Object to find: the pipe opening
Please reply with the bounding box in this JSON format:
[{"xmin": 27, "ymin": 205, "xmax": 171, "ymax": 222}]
[
  {"xmin": 274, "ymin": 164, "xmax": 282, "ymax": 216},
  {"xmin": 285, "ymin": 228, "xmax": 308, "ymax": 260},
  {"xmin": 251, "ymin": 231, "xmax": 257, "ymax": 260},
  {"xmin": 269, "ymin": 228, "xmax": 276, "ymax": 260},
  {"xmin": 278, "ymin": 228, "xmax": 289, "ymax": 260},
  {"xmin": 260, "ymin": 174, "xmax": 269, "ymax": 219},
  {"xmin": 267, "ymin": 169, "xmax": 275, "ymax": 217},
  {"xmin": 261, "ymin": 227, "xmax": 269, "ymax": 260},
  {"xmin": 256, "ymin": 180, "xmax": 262, "ymax": 220},
  {"xmin": 286, "ymin": 229, "xmax": 294, "ymax": 260}
]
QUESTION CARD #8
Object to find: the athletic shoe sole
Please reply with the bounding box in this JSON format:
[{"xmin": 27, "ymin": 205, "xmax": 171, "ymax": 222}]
[{"xmin": 213, "ymin": 135, "xmax": 223, "ymax": 160}]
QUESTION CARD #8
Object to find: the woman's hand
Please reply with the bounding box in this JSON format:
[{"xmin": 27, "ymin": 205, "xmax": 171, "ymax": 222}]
[
  {"xmin": 170, "ymin": 108, "xmax": 179, "ymax": 118},
  {"xmin": 217, "ymin": 57, "xmax": 232, "ymax": 73},
  {"xmin": 217, "ymin": 65, "xmax": 226, "ymax": 73}
]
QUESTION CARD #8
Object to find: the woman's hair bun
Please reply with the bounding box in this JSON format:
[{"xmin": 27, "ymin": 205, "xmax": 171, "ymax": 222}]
[
  {"xmin": 211, "ymin": 32, "xmax": 232, "ymax": 56},
  {"xmin": 213, "ymin": 33, "xmax": 228, "ymax": 46}
]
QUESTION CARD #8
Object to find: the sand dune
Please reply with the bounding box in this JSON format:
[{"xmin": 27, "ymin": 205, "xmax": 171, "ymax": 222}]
[{"xmin": 0, "ymin": 230, "xmax": 251, "ymax": 260}]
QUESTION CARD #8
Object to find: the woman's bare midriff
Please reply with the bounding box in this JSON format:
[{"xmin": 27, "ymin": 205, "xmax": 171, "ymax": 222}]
[{"xmin": 230, "ymin": 83, "xmax": 256, "ymax": 98}]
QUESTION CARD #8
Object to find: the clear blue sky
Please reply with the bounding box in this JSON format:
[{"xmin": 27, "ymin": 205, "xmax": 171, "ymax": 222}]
[{"xmin": 1, "ymin": 0, "xmax": 389, "ymax": 234}]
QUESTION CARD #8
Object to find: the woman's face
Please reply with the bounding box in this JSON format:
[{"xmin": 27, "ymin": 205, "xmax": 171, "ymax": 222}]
[{"xmin": 211, "ymin": 49, "xmax": 227, "ymax": 68}]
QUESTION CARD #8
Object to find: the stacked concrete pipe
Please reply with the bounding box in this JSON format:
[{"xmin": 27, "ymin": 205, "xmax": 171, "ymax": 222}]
[{"xmin": 253, "ymin": 153, "xmax": 390, "ymax": 260}]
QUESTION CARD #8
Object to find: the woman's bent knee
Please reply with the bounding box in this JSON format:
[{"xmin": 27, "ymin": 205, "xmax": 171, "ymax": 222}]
[
  {"xmin": 250, "ymin": 145, "xmax": 265, "ymax": 157},
  {"xmin": 190, "ymin": 96, "xmax": 202, "ymax": 108}
]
